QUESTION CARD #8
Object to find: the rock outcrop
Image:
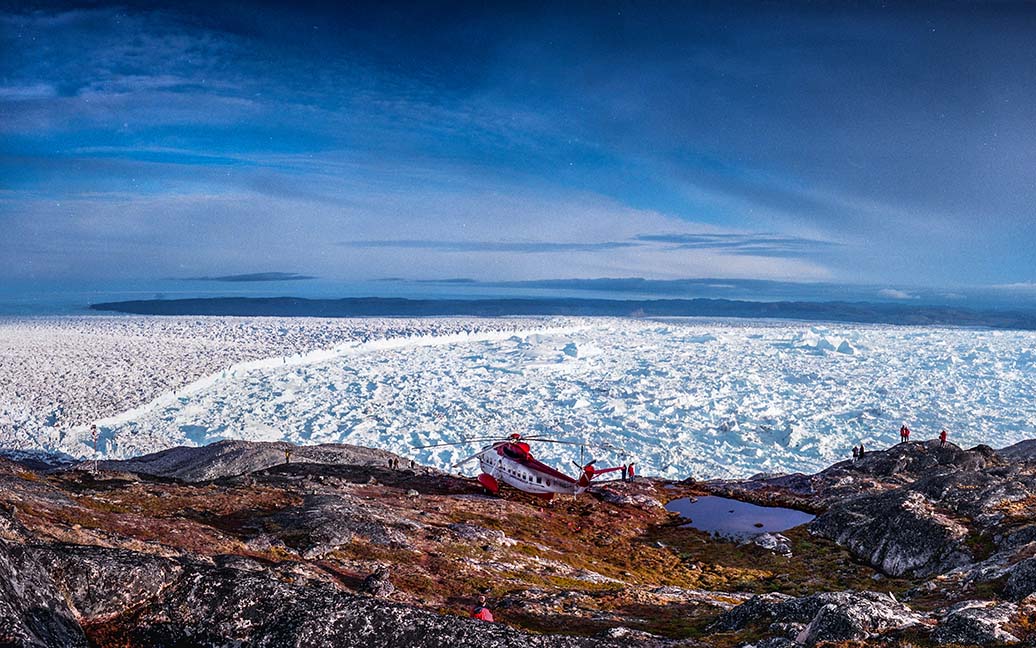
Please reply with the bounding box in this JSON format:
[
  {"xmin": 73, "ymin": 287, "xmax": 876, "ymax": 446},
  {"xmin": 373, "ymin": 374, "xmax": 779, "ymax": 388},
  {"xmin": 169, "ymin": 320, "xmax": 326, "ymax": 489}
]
[
  {"xmin": 714, "ymin": 590, "xmax": 922, "ymax": 646},
  {"xmin": 98, "ymin": 562, "xmax": 609, "ymax": 648},
  {"xmin": 809, "ymin": 489, "xmax": 972, "ymax": 577},
  {"xmin": 0, "ymin": 539, "xmax": 87, "ymax": 648},
  {"xmin": 1005, "ymin": 557, "xmax": 1036, "ymax": 600},
  {"xmin": 95, "ymin": 439, "xmax": 422, "ymax": 482},
  {"xmin": 931, "ymin": 600, "xmax": 1021, "ymax": 645},
  {"xmin": 5, "ymin": 438, "xmax": 1036, "ymax": 646}
]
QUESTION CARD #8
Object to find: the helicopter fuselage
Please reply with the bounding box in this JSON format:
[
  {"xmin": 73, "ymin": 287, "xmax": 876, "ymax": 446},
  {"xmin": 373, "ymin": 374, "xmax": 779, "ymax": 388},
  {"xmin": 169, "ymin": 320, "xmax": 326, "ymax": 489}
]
[{"xmin": 476, "ymin": 441, "xmax": 584, "ymax": 496}]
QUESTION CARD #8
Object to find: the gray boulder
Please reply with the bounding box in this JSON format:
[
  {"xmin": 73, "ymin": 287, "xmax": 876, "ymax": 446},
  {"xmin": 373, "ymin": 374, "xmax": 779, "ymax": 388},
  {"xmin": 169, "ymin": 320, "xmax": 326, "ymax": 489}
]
[
  {"xmin": 715, "ymin": 590, "xmax": 922, "ymax": 646},
  {"xmin": 739, "ymin": 640, "xmax": 797, "ymax": 648},
  {"xmin": 360, "ymin": 566, "xmax": 395, "ymax": 597},
  {"xmin": 932, "ymin": 600, "xmax": 1020, "ymax": 645},
  {"xmin": 1005, "ymin": 556, "xmax": 1036, "ymax": 600},
  {"xmin": 746, "ymin": 532, "xmax": 792, "ymax": 557}
]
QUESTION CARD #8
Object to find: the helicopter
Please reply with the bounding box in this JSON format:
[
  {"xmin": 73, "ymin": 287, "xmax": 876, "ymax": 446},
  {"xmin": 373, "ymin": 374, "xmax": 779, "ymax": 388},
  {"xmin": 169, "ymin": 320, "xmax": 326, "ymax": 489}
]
[{"xmin": 415, "ymin": 432, "xmax": 627, "ymax": 499}]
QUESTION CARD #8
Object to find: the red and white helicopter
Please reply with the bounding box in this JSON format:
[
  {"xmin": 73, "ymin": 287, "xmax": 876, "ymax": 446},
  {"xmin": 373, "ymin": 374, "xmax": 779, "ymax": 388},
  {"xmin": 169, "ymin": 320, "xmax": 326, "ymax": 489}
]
[{"xmin": 416, "ymin": 433, "xmax": 626, "ymax": 499}]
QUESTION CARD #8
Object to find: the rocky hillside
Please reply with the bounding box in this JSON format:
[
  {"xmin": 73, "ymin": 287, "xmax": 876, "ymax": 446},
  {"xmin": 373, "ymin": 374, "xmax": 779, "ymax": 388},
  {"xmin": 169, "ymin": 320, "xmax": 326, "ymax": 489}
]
[{"xmin": 2, "ymin": 439, "xmax": 1036, "ymax": 646}]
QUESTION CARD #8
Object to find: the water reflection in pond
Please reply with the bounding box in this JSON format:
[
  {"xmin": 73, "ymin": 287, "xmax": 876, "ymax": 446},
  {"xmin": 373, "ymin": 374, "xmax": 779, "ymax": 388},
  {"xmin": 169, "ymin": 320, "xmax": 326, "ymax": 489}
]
[{"xmin": 665, "ymin": 495, "xmax": 815, "ymax": 539}]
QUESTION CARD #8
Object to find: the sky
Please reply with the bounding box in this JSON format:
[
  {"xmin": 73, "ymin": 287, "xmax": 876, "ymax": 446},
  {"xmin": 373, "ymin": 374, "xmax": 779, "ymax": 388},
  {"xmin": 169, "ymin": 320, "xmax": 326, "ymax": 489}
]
[{"xmin": 2, "ymin": 0, "xmax": 1036, "ymax": 300}]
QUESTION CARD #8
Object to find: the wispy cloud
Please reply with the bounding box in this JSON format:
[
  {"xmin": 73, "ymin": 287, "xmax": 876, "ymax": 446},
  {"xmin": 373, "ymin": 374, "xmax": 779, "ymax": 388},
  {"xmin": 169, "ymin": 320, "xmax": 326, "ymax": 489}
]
[
  {"xmin": 339, "ymin": 240, "xmax": 639, "ymax": 253},
  {"xmin": 634, "ymin": 232, "xmax": 838, "ymax": 258},
  {"xmin": 339, "ymin": 231, "xmax": 837, "ymax": 259},
  {"xmin": 3, "ymin": 3, "xmax": 1035, "ymax": 289},
  {"xmin": 0, "ymin": 83, "xmax": 57, "ymax": 100}
]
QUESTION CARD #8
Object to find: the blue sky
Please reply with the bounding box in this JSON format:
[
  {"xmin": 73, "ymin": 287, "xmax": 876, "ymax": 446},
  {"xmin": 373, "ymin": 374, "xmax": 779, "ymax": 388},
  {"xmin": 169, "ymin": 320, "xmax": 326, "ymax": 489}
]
[{"xmin": 2, "ymin": 1, "xmax": 1035, "ymax": 299}]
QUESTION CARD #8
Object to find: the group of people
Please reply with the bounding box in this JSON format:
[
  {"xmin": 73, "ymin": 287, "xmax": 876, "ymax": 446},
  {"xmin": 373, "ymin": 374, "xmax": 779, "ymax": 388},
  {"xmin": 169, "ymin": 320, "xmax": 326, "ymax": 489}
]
[
  {"xmin": 900, "ymin": 424, "xmax": 949, "ymax": 446},
  {"xmin": 850, "ymin": 425, "xmax": 951, "ymax": 463},
  {"xmin": 385, "ymin": 457, "xmax": 416, "ymax": 470},
  {"xmin": 620, "ymin": 462, "xmax": 636, "ymax": 482},
  {"xmin": 851, "ymin": 442, "xmax": 866, "ymax": 462}
]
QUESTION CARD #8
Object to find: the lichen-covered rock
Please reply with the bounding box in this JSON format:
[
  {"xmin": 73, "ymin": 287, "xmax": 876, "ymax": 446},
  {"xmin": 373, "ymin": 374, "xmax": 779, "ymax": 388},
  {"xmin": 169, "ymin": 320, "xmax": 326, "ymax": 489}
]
[
  {"xmin": 595, "ymin": 488, "xmax": 663, "ymax": 509},
  {"xmin": 714, "ymin": 590, "xmax": 922, "ymax": 646},
  {"xmin": 31, "ymin": 544, "xmax": 183, "ymax": 619},
  {"xmin": 360, "ymin": 566, "xmax": 395, "ymax": 597},
  {"xmin": 745, "ymin": 532, "xmax": 792, "ymax": 557},
  {"xmin": 1005, "ymin": 556, "xmax": 1036, "ymax": 600},
  {"xmin": 95, "ymin": 564, "xmax": 615, "ymax": 648},
  {"xmin": 932, "ymin": 600, "xmax": 1020, "ymax": 645},
  {"xmin": 0, "ymin": 539, "xmax": 87, "ymax": 648},
  {"xmin": 598, "ymin": 626, "xmax": 668, "ymax": 646},
  {"xmin": 810, "ymin": 490, "xmax": 972, "ymax": 577},
  {"xmin": 796, "ymin": 594, "xmax": 919, "ymax": 646},
  {"xmin": 274, "ymin": 493, "xmax": 410, "ymax": 557},
  {"xmin": 448, "ymin": 522, "xmax": 516, "ymax": 546},
  {"xmin": 738, "ymin": 639, "xmax": 797, "ymax": 648}
]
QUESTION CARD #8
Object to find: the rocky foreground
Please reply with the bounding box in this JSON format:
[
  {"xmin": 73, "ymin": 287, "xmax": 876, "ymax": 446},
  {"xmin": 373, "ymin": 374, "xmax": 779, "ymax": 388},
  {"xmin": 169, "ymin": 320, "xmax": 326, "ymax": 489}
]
[{"xmin": 3, "ymin": 439, "xmax": 1036, "ymax": 647}]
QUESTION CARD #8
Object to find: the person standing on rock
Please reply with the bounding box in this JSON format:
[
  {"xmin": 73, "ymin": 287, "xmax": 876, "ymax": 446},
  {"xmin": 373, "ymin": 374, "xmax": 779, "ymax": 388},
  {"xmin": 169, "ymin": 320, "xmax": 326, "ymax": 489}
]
[
  {"xmin": 621, "ymin": 464, "xmax": 628, "ymax": 481},
  {"xmin": 628, "ymin": 463, "xmax": 636, "ymax": 482},
  {"xmin": 852, "ymin": 446, "xmax": 860, "ymax": 463},
  {"xmin": 471, "ymin": 595, "xmax": 494, "ymax": 622},
  {"xmin": 858, "ymin": 442, "xmax": 865, "ymax": 457},
  {"xmin": 939, "ymin": 429, "xmax": 948, "ymax": 446}
]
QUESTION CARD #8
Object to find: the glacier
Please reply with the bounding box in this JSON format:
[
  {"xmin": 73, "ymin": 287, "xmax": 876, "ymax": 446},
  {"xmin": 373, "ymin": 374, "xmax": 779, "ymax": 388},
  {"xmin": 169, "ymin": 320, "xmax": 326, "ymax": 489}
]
[{"xmin": 3, "ymin": 316, "xmax": 1036, "ymax": 480}]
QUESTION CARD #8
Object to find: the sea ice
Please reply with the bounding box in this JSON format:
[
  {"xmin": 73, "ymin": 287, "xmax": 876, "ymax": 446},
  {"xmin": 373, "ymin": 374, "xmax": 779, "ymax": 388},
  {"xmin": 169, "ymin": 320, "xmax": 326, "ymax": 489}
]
[{"xmin": 3, "ymin": 316, "xmax": 1035, "ymax": 480}]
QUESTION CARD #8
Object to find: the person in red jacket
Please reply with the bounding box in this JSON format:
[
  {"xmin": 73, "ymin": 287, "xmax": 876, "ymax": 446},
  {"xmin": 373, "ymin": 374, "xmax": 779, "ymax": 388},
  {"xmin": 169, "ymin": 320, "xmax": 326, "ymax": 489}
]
[
  {"xmin": 903, "ymin": 426, "xmax": 911, "ymax": 442},
  {"xmin": 471, "ymin": 595, "xmax": 494, "ymax": 622},
  {"xmin": 939, "ymin": 429, "xmax": 948, "ymax": 446}
]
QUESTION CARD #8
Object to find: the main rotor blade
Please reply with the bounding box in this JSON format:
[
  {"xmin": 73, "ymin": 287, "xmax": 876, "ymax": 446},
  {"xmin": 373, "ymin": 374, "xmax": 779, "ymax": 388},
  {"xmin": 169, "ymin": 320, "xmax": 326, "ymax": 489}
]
[
  {"xmin": 520, "ymin": 438, "xmax": 586, "ymax": 445},
  {"xmin": 411, "ymin": 437, "xmax": 504, "ymax": 449},
  {"xmin": 452, "ymin": 451, "xmax": 484, "ymax": 468}
]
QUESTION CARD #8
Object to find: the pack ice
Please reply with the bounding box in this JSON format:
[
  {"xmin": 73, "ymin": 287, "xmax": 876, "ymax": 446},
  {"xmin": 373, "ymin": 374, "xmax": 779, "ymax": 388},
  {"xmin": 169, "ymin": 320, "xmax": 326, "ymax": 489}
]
[{"xmin": 5, "ymin": 317, "xmax": 1036, "ymax": 480}]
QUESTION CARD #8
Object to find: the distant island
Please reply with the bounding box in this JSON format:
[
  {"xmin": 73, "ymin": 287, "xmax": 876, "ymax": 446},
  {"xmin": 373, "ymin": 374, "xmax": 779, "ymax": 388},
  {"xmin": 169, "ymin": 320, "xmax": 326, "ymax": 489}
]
[
  {"xmin": 184, "ymin": 272, "xmax": 316, "ymax": 282},
  {"xmin": 89, "ymin": 296, "xmax": 1036, "ymax": 329}
]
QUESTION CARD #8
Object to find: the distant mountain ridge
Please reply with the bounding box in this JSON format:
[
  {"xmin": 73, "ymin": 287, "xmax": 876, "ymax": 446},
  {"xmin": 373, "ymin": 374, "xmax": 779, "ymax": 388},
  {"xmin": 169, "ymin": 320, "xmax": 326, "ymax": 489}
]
[{"xmin": 89, "ymin": 296, "xmax": 1036, "ymax": 329}]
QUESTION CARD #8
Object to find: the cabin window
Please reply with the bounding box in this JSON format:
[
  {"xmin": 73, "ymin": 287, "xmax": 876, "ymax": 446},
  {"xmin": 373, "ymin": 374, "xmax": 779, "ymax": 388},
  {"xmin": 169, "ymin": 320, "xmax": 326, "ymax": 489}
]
[{"xmin": 536, "ymin": 477, "xmax": 542, "ymax": 484}]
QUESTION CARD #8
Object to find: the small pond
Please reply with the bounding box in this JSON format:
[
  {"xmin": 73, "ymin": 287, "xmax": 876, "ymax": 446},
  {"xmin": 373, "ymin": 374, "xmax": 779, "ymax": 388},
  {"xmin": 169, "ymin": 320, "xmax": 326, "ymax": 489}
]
[{"xmin": 665, "ymin": 495, "xmax": 815, "ymax": 540}]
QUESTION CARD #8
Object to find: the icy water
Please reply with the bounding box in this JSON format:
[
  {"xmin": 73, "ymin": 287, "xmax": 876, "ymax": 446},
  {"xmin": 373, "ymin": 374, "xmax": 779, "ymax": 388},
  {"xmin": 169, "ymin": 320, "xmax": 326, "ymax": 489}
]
[{"xmin": 665, "ymin": 495, "xmax": 815, "ymax": 539}]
